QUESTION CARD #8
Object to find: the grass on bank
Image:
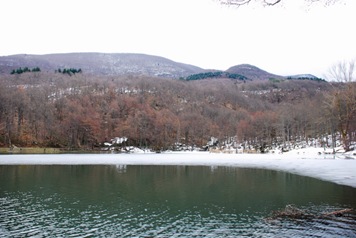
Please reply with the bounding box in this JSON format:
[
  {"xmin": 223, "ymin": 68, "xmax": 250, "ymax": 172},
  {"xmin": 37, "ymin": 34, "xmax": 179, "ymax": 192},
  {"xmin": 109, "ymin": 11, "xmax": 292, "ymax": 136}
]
[{"xmin": 0, "ymin": 147, "xmax": 62, "ymax": 154}]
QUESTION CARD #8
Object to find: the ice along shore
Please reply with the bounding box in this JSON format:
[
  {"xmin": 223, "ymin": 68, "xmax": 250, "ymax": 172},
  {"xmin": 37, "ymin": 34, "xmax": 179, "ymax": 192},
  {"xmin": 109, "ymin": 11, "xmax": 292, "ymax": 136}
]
[{"xmin": 1, "ymin": 149, "xmax": 356, "ymax": 189}]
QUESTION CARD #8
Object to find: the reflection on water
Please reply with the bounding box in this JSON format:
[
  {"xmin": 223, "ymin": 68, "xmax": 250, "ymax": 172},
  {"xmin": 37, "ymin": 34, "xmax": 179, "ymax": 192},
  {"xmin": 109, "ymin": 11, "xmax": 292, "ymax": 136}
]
[{"xmin": 1, "ymin": 164, "xmax": 356, "ymax": 237}]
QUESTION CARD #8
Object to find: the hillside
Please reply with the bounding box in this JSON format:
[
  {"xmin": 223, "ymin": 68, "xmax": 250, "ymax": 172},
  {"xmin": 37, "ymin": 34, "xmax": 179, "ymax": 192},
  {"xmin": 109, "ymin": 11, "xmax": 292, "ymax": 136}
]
[
  {"xmin": 0, "ymin": 70, "xmax": 340, "ymax": 150},
  {"xmin": 1, "ymin": 51, "xmax": 353, "ymax": 153},
  {"xmin": 0, "ymin": 53, "xmax": 205, "ymax": 78},
  {"xmin": 226, "ymin": 64, "xmax": 285, "ymax": 81}
]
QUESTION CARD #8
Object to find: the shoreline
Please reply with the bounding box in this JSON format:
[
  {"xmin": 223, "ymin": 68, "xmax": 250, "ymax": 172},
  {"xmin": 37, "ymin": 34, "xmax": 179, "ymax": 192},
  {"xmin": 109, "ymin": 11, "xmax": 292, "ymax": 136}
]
[
  {"xmin": 0, "ymin": 147, "xmax": 90, "ymax": 154},
  {"xmin": 1, "ymin": 152, "xmax": 356, "ymax": 189}
]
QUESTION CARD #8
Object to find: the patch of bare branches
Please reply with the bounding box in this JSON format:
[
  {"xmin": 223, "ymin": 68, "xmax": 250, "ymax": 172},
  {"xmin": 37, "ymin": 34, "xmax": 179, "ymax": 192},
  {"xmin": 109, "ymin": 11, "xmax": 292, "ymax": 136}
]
[
  {"xmin": 218, "ymin": 0, "xmax": 341, "ymax": 7},
  {"xmin": 266, "ymin": 204, "xmax": 354, "ymax": 221},
  {"xmin": 267, "ymin": 204, "xmax": 314, "ymax": 220}
]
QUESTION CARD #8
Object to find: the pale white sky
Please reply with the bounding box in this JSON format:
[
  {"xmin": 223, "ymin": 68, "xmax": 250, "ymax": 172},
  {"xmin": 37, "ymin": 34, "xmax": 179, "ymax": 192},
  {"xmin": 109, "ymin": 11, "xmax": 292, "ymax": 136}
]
[{"xmin": 1, "ymin": 0, "xmax": 355, "ymax": 77}]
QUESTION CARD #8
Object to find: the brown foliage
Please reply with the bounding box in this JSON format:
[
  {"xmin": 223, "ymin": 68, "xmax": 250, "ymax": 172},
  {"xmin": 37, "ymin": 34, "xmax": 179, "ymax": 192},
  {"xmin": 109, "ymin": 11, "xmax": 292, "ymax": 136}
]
[{"xmin": 0, "ymin": 72, "xmax": 343, "ymax": 151}]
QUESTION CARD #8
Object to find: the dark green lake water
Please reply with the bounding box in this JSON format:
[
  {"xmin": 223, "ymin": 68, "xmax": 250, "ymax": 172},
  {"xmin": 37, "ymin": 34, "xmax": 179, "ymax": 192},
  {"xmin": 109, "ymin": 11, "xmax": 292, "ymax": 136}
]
[{"xmin": 1, "ymin": 165, "xmax": 356, "ymax": 237}]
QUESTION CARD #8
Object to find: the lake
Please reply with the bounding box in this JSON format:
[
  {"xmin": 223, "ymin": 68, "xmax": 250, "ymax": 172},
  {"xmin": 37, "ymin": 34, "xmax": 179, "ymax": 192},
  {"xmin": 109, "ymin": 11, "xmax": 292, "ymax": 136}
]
[{"xmin": 1, "ymin": 163, "xmax": 356, "ymax": 237}]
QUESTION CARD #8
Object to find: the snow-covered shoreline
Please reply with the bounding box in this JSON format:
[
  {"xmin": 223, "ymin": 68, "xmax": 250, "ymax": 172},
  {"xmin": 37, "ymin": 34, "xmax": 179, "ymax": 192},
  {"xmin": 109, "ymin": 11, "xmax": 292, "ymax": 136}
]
[{"xmin": 1, "ymin": 148, "xmax": 356, "ymax": 188}]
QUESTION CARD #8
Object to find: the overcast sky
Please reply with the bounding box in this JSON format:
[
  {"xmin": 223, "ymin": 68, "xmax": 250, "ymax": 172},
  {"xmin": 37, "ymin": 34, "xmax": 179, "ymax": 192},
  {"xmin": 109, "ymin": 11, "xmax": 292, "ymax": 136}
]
[{"xmin": 1, "ymin": 0, "xmax": 355, "ymax": 77}]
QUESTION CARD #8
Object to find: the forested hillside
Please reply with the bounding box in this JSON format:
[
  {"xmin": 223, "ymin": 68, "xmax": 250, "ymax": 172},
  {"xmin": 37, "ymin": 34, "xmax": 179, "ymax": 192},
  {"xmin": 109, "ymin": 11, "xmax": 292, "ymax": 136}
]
[{"xmin": 1, "ymin": 70, "xmax": 354, "ymax": 152}]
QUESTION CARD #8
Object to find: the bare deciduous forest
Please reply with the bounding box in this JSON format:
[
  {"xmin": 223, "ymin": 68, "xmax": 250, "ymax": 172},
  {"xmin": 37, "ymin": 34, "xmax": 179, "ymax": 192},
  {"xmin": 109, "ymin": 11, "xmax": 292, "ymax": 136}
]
[{"xmin": 0, "ymin": 71, "xmax": 355, "ymax": 152}]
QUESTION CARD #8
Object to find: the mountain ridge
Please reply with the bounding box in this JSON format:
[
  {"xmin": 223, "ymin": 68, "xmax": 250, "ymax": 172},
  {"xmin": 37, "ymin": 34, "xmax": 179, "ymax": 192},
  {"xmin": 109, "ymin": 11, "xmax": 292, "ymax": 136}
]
[
  {"xmin": 0, "ymin": 52, "xmax": 205, "ymax": 78},
  {"xmin": 0, "ymin": 52, "xmax": 316, "ymax": 80}
]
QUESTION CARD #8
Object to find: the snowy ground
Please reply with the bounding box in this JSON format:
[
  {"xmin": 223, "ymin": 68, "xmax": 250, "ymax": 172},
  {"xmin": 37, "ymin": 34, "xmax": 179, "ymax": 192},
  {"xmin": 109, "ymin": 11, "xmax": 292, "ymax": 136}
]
[{"xmin": 1, "ymin": 147, "xmax": 355, "ymax": 188}]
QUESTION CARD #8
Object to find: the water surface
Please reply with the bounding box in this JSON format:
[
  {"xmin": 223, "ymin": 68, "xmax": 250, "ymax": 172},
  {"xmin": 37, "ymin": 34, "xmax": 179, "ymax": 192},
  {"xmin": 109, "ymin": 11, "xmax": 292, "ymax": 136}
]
[{"xmin": 1, "ymin": 164, "xmax": 356, "ymax": 237}]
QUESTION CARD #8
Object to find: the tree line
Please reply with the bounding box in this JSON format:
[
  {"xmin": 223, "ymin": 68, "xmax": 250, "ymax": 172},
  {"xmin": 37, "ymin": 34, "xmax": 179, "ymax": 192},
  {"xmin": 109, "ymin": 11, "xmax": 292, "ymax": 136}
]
[
  {"xmin": 11, "ymin": 67, "xmax": 41, "ymax": 74},
  {"xmin": 286, "ymin": 76, "xmax": 326, "ymax": 82},
  {"xmin": 55, "ymin": 68, "xmax": 82, "ymax": 76},
  {"xmin": 185, "ymin": 71, "xmax": 247, "ymax": 81},
  {"xmin": 0, "ymin": 67, "xmax": 354, "ymax": 152},
  {"xmin": 10, "ymin": 67, "xmax": 82, "ymax": 76}
]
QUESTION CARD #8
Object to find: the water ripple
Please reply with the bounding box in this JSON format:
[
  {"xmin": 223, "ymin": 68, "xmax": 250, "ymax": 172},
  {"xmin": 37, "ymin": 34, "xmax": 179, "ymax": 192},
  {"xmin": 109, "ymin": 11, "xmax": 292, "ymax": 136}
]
[
  {"xmin": 1, "ymin": 165, "xmax": 356, "ymax": 237},
  {"xmin": 1, "ymin": 195, "xmax": 356, "ymax": 238}
]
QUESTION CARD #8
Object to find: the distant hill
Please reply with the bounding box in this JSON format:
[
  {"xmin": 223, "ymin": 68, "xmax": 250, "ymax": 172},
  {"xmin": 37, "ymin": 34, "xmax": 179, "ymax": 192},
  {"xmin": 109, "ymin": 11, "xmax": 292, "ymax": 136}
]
[
  {"xmin": 226, "ymin": 64, "xmax": 285, "ymax": 81},
  {"xmin": 0, "ymin": 53, "xmax": 205, "ymax": 78},
  {"xmin": 0, "ymin": 53, "xmax": 321, "ymax": 81}
]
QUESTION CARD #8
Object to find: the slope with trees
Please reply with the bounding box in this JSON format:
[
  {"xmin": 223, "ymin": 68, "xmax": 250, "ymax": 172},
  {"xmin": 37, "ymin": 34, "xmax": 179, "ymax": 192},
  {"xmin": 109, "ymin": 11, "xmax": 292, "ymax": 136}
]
[{"xmin": 2, "ymin": 67, "xmax": 352, "ymax": 153}]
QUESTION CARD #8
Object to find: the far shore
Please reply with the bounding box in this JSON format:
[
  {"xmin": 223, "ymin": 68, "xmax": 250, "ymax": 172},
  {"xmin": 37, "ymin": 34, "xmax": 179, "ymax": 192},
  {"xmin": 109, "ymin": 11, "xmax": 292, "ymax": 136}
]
[{"xmin": 0, "ymin": 147, "xmax": 96, "ymax": 154}]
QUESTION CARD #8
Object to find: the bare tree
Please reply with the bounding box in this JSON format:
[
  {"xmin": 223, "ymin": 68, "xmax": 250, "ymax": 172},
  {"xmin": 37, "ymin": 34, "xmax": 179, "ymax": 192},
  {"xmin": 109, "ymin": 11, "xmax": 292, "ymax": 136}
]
[
  {"xmin": 218, "ymin": 0, "xmax": 341, "ymax": 7},
  {"xmin": 328, "ymin": 60, "xmax": 355, "ymax": 83},
  {"xmin": 219, "ymin": 0, "xmax": 281, "ymax": 6},
  {"xmin": 325, "ymin": 60, "xmax": 356, "ymax": 151}
]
